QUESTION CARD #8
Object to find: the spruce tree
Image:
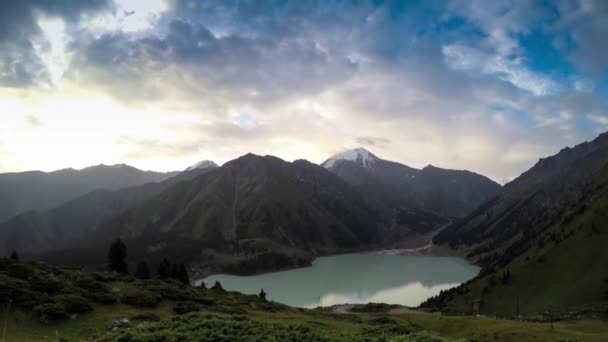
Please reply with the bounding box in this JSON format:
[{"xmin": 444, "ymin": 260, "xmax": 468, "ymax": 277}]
[
  {"xmin": 108, "ymin": 238, "xmax": 128, "ymax": 273},
  {"xmin": 10, "ymin": 250, "xmax": 18, "ymax": 260},
  {"xmin": 157, "ymin": 258, "xmax": 171, "ymax": 278},
  {"xmin": 170, "ymin": 263, "xmax": 179, "ymax": 279},
  {"xmin": 211, "ymin": 280, "xmax": 224, "ymax": 291},
  {"xmin": 177, "ymin": 264, "xmax": 190, "ymax": 285},
  {"xmin": 134, "ymin": 261, "xmax": 151, "ymax": 279}
]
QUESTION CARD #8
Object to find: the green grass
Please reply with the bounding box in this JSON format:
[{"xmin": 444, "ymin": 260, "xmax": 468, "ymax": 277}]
[
  {"xmin": 2, "ymin": 258, "xmax": 608, "ymax": 341},
  {"xmin": 4, "ymin": 300, "xmax": 608, "ymax": 341},
  {"xmin": 439, "ymin": 192, "xmax": 608, "ymax": 317}
]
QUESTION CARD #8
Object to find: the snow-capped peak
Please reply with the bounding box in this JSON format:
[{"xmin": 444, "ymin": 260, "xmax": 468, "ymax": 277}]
[
  {"xmin": 185, "ymin": 160, "xmax": 218, "ymax": 171},
  {"xmin": 322, "ymin": 148, "xmax": 378, "ymax": 169}
]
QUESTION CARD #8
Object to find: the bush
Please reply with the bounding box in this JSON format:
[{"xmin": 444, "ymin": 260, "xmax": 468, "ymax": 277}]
[
  {"xmin": 89, "ymin": 291, "xmax": 117, "ymax": 304},
  {"xmin": 173, "ymin": 301, "xmax": 200, "ymax": 314},
  {"xmin": 33, "ymin": 303, "xmax": 66, "ymax": 322},
  {"xmin": 74, "ymin": 274, "xmax": 105, "ymax": 291},
  {"xmin": 30, "ymin": 275, "xmax": 63, "ymax": 293},
  {"xmin": 121, "ymin": 290, "xmax": 161, "ymax": 307},
  {"xmin": 130, "ymin": 312, "xmax": 161, "ymax": 322},
  {"xmin": 7, "ymin": 263, "xmax": 36, "ymax": 279},
  {"xmin": 56, "ymin": 294, "xmax": 93, "ymax": 313}
]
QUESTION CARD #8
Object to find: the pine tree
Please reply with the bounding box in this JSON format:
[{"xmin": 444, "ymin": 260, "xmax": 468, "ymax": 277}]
[
  {"xmin": 177, "ymin": 264, "xmax": 190, "ymax": 285},
  {"xmin": 108, "ymin": 238, "xmax": 128, "ymax": 273},
  {"xmin": 259, "ymin": 288, "xmax": 267, "ymax": 301},
  {"xmin": 134, "ymin": 261, "xmax": 151, "ymax": 279},
  {"xmin": 10, "ymin": 250, "xmax": 18, "ymax": 260},
  {"xmin": 211, "ymin": 280, "xmax": 224, "ymax": 291},
  {"xmin": 157, "ymin": 258, "xmax": 171, "ymax": 278},
  {"xmin": 170, "ymin": 263, "xmax": 179, "ymax": 279}
]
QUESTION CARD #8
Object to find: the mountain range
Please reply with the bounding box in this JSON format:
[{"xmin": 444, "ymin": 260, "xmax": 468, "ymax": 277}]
[
  {"xmin": 0, "ymin": 164, "xmax": 179, "ymax": 222},
  {"xmin": 322, "ymin": 148, "xmax": 500, "ymax": 218},
  {"xmin": 0, "ymin": 149, "xmax": 499, "ymax": 274}
]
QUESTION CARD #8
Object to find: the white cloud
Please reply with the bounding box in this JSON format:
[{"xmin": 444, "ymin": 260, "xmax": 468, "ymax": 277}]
[{"xmin": 442, "ymin": 43, "xmax": 558, "ymax": 96}]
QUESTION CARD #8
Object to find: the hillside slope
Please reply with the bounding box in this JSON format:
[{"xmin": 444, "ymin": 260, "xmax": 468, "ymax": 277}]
[
  {"xmin": 427, "ymin": 132, "xmax": 608, "ymax": 315},
  {"xmin": 0, "ymin": 164, "xmax": 179, "ymax": 221}
]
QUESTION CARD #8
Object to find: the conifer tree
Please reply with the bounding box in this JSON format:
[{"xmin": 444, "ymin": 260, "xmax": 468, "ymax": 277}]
[
  {"xmin": 157, "ymin": 258, "xmax": 171, "ymax": 278},
  {"xmin": 134, "ymin": 261, "xmax": 151, "ymax": 279},
  {"xmin": 177, "ymin": 264, "xmax": 190, "ymax": 285},
  {"xmin": 108, "ymin": 238, "xmax": 128, "ymax": 273}
]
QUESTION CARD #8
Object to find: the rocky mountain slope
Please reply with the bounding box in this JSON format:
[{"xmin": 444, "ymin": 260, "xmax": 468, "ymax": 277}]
[
  {"xmin": 71, "ymin": 154, "xmax": 412, "ymax": 274},
  {"xmin": 322, "ymin": 148, "xmax": 501, "ymax": 217}
]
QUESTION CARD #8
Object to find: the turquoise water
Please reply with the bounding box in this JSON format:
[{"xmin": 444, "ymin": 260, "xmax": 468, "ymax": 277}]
[{"xmin": 199, "ymin": 253, "xmax": 479, "ymax": 308}]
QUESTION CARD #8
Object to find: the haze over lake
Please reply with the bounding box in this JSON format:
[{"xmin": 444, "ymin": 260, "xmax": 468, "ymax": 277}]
[{"xmin": 200, "ymin": 253, "xmax": 479, "ymax": 308}]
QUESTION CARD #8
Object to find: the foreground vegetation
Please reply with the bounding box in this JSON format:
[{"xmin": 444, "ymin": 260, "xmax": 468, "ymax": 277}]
[{"xmin": 2, "ymin": 258, "xmax": 608, "ymax": 341}]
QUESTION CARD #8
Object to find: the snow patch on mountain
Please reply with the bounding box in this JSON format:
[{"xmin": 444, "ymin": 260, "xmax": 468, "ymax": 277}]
[
  {"xmin": 322, "ymin": 148, "xmax": 377, "ymax": 169},
  {"xmin": 185, "ymin": 160, "xmax": 218, "ymax": 171}
]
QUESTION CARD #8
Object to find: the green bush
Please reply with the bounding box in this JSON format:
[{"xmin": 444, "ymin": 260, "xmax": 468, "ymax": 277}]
[
  {"xmin": 56, "ymin": 294, "xmax": 93, "ymax": 313},
  {"xmin": 33, "ymin": 302, "xmax": 66, "ymax": 322},
  {"xmin": 89, "ymin": 291, "xmax": 117, "ymax": 304},
  {"xmin": 173, "ymin": 301, "xmax": 200, "ymax": 314},
  {"xmin": 130, "ymin": 312, "xmax": 161, "ymax": 322},
  {"xmin": 121, "ymin": 290, "xmax": 161, "ymax": 307},
  {"xmin": 74, "ymin": 274, "xmax": 105, "ymax": 291},
  {"xmin": 30, "ymin": 275, "xmax": 63, "ymax": 293},
  {"xmin": 7, "ymin": 263, "xmax": 37, "ymax": 279}
]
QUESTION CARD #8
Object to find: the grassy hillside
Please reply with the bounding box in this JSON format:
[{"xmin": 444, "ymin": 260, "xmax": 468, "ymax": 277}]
[
  {"xmin": 2, "ymin": 258, "xmax": 608, "ymax": 341},
  {"xmin": 424, "ymin": 189, "xmax": 608, "ymax": 317},
  {"xmin": 425, "ymin": 133, "xmax": 608, "ymax": 316}
]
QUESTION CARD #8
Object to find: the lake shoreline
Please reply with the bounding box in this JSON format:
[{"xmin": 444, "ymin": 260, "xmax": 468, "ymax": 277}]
[
  {"xmin": 192, "ymin": 225, "xmax": 470, "ymax": 282},
  {"xmin": 197, "ymin": 252, "xmax": 480, "ymax": 308}
]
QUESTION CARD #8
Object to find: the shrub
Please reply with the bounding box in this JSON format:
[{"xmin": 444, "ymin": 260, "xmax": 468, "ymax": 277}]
[
  {"xmin": 30, "ymin": 275, "xmax": 63, "ymax": 293},
  {"xmin": 56, "ymin": 294, "xmax": 93, "ymax": 313},
  {"xmin": 121, "ymin": 290, "xmax": 161, "ymax": 307},
  {"xmin": 130, "ymin": 312, "xmax": 161, "ymax": 322},
  {"xmin": 89, "ymin": 291, "xmax": 117, "ymax": 304},
  {"xmin": 173, "ymin": 301, "xmax": 200, "ymax": 314},
  {"xmin": 74, "ymin": 274, "xmax": 104, "ymax": 291},
  {"xmin": 7, "ymin": 263, "xmax": 36, "ymax": 279},
  {"xmin": 33, "ymin": 303, "xmax": 66, "ymax": 322}
]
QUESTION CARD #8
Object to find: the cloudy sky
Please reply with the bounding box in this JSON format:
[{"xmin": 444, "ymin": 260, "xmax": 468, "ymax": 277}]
[{"xmin": 1, "ymin": 0, "xmax": 607, "ymax": 183}]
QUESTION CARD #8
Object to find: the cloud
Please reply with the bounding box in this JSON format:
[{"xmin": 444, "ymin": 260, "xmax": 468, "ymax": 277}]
[
  {"xmin": 0, "ymin": 0, "xmax": 607, "ymax": 183},
  {"xmin": 0, "ymin": 0, "xmax": 110, "ymax": 87},
  {"xmin": 356, "ymin": 136, "xmax": 391, "ymax": 148}
]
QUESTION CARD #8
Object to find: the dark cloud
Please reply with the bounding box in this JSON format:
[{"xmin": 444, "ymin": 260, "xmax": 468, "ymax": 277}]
[
  {"xmin": 0, "ymin": 0, "xmax": 110, "ymax": 86},
  {"xmin": 554, "ymin": 0, "xmax": 608, "ymax": 76},
  {"xmin": 356, "ymin": 136, "xmax": 391, "ymax": 147},
  {"xmin": 67, "ymin": 15, "xmax": 357, "ymax": 106}
]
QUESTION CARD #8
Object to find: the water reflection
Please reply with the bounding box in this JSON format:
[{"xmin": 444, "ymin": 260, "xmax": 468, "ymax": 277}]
[{"xmin": 199, "ymin": 253, "xmax": 479, "ymax": 308}]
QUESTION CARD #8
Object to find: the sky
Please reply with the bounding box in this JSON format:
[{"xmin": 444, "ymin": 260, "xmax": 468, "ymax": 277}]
[{"xmin": 0, "ymin": 0, "xmax": 607, "ymax": 183}]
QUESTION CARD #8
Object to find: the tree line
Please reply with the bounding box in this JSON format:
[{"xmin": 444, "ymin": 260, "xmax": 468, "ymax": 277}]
[{"xmin": 108, "ymin": 238, "xmax": 190, "ymax": 285}]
